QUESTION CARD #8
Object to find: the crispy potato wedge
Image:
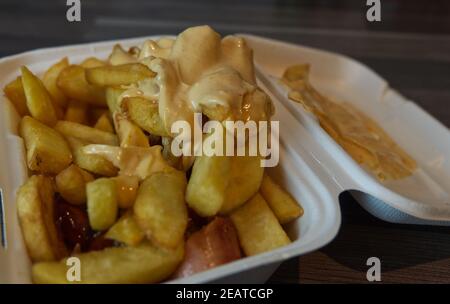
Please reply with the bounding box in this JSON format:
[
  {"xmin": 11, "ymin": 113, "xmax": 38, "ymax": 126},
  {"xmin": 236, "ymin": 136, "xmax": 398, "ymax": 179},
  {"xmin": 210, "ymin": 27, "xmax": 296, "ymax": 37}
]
[
  {"xmin": 3, "ymin": 77, "xmax": 29, "ymax": 116},
  {"xmin": 57, "ymin": 65, "xmax": 106, "ymax": 106},
  {"xmin": 220, "ymin": 155, "xmax": 264, "ymax": 214},
  {"xmin": 108, "ymin": 44, "xmax": 137, "ymax": 66},
  {"xmin": 230, "ymin": 193, "xmax": 291, "ymax": 256},
  {"xmin": 114, "ymin": 114, "xmax": 149, "ymax": 147},
  {"xmin": 105, "ymin": 211, "xmax": 144, "ymax": 246},
  {"xmin": 32, "ymin": 242, "xmax": 184, "ymax": 284},
  {"xmin": 20, "ymin": 116, "xmax": 72, "ymax": 174},
  {"xmin": 43, "ymin": 58, "xmax": 69, "ymax": 108},
  {"xmin": 80, "ymin": 57, "xmax": 107, "ymax": 69},
  {"xmin": 186, "ymin": 155, "xmax": 231, "ymax": 217},
  {"xmin": 105, "ymin": 86, "xmax": 125, "ymax": 113},
  {"xmin": 86, "ymin": 178, "xmax": 118, "ymax": 231},
  {"xmin": 55, "ymin": 164, "xmax": 94, "ymax": 205},
  {"xmin": 260, "ymin": 174, "xmax": 303, "ymax": 224},
  {"xmin": 17, "ymin": 175, "xmax": 68, "ymax": 262},
  {"xmin": 94, "ymin": 113, "xmax": 114, "ymax": 133},
  {"xmin": 114, "ymin": 175, "xmax": 139, "ymax": 209},
  {"xmin": 64, "ymin": 100, "xmax": 88, "ymax": 125},
  {"xmin": 134, "ymin": 170, "xmax": 188, "ymax": 248},
  {"xmin": 55, "ymin": 120, "xmax": 118, "ymax": 145},
  {"xmin": 66, "ymin": 136, "xmax": 118, "ymax": 176},
  {"xmin": 21, "ymin": 66, "xmax": 58, "ymax": 126},
  {"xmin": 85, "ymin": 63, "xmax": 156, "ymax": 87},
  {"xmin": 121, "ymin": 97, "xmax": 168, "ymax": 136}
]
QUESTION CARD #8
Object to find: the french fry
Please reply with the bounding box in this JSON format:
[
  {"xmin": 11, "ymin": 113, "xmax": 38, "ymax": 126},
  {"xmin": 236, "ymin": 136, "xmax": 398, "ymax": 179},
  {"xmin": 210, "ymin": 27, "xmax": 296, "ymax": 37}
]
[
  {"xmin": 105, "ymin": 211, "xmax": 144, "ymax": 246},
  {"xmin": 86, "ymin": 178, "xmax": 118, "ymax": 231},
  {"xmin": 220, "ymin": 155, "xmax": 264, "ymax": 214},
  {"xmin": 114, "ymin": 175, "xmax": 139, "ymax": 208},
  {"xmin": 186, "ymin": 155, "xmax": 231, "ymax": 217},
  {"xmin": 80, "ymin": 57, "xmax": 107, "ymax": 69},
  {"xmin": 21, "ymin": 66, "xmax": 58, "ymax": 126},
  {"xmin": 55, "ymin": 164, "xmax": 94, "ymax": 205},
  {"xmin": 121, "ymin": 96, "xmax": 168, "ymax": 136},
  {"xmin": 20, "ymin": 116, "xmax": 72, "ymax": 174},
  {"xmin": 94, "ymin": 113, "xmax": 114, "ymax": 133},
  {"xmin": 43, "ymin": 57, "xmax": 69, "ymax": 108},
  {"xmin": 85, "ymin": 63, "xmax": 156, "ymax": 87},
  {"xmin": 105, "ymin": 86, "xmax": 125, "ymax": 113},
  {"xmin": 64, "ymin": 100, "xmax": 88, "ymax": 125},
  {"xmin": 134, "ymin": 171, "xmax": 188, "ymax": 248},
  {"xmin": 32, "ymin": 242, "xmax": 184, "ymax": 284},
  {"xmin": 114, "ymin": 114, "xmax": 149, "ymax": 147},
  {"xmin": 17, "ymin": 175, "xmax": 68, "ymax": 262},
  {"xmin": 108, "ymin": 44, "xmax": 137, "ymax": 66},
  {"xmin": 259, "ymin": 174, "xmax": 303, "ymax": 224},
  {"xmin": 230, "ymin": 194, "xmax": 291, "ymax": 256},
  {"xmin": 3, "ymin": 77, "xmax": 29, "ymax": 116},
  {"xmin": 55, "ymin": 120, "xmax": 118, "ymax": 145},
  {"xmin": 66, "ymin": 136, "xmax": 118, "ymax": 176},
  {"xmin": 57, "ymin": 65, "xmax": 106, "ymax": 106}
]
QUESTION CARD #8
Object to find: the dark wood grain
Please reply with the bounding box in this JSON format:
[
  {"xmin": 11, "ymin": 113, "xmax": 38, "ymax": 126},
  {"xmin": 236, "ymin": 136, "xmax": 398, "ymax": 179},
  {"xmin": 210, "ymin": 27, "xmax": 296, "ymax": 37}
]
[{"xmin": 2, "ymin": 0, "xmax": 450, "ymax": 284}]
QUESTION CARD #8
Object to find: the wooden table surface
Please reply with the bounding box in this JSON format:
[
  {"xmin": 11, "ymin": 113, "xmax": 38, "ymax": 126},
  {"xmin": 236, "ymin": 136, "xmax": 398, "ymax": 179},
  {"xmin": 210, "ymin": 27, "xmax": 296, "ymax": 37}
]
[{"xmin": 2, "ymin": 0, "xmax": 450, "ymax": 283}]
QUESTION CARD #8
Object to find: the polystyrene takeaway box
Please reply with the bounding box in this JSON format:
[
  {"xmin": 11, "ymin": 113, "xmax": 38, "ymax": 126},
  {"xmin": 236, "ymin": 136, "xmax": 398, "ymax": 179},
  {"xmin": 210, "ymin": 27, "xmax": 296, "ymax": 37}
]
[{"xmin": 0, "ymin": 36, "xmax": 341, "ymax": 284}]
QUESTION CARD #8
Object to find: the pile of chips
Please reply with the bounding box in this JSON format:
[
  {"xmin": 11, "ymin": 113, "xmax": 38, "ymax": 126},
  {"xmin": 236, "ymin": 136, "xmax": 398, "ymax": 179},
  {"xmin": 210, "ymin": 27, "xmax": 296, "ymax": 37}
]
[{"xmin": 282, "ymin": 64, "xmax": 416, "ymax": 181}]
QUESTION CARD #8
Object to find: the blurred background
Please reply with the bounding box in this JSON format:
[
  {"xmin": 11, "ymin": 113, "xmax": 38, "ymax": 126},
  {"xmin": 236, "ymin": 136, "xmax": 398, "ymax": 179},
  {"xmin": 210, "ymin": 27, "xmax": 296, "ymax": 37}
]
[{"xmin": 2, "ymin": 0, "xmax": 450, "ymax": 283}]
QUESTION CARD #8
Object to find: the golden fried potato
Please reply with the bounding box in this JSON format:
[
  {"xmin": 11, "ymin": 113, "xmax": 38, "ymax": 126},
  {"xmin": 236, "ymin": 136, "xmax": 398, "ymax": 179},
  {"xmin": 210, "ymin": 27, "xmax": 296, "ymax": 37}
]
[
  {"xmin": 94, "ymin": 113, "xmax": 114, "ymax": 133},
  {"xmin": 20, "ymin": 116, "xmax": 72, "ymax": 174},
  {"xmin": 85, "ymin": 63, "xmax": 155, "ymax": 87},
  {"xmin": 64, "ymin": 100, "xmax": 88, "ymax": 125},
  {"xmin": 43, "ymin": 58, "xmax": 69, "ymax": 108},
  {"xmin": 259, "ymin": 174, "xmax": 303, "ymax": 224},
  {"xmin": 17, "ymin": 175, "xmax": 67, "ymax": 262},
  {"xmin": 57, "ymin": 65, "xmax": 106, "ymax": 106},
  {"xmin": 105, "ymin": 86, "xmax": 125, "ymax": 113},
  {"xmin": 21, "ymin": 66, "xmax": 58, "ymax": 126},
  {"xmin": 55, "ymin": 164, "xmax": 94, "ymax": 205},
  {"xmin": 114, "ymin": 114, "xmax": 149, "ymax": 147},
  {"xmin": 220, "ymin": 155, "xmax": 264, "ymax": 214},
  {"xmin": 230, "ymin": 194, "xmax": 291, "ymax": 256},
  {"xmin": 121, "ymin": 96, "xmax": 168, "ymax": 136},
  {"xmin": 32, "ymin": 242, "xmax": 184, "ymax": 284},
  {"xmin": 80, "ymin": 57, "xmax": 107, "ymax": 69},
  {"xmin": 114, "ymin": 175, "xmax": 139, "ymax": 209},
  {"xmin": 134, "ymin": 171, "xmax": 188, "ymax": 249},
  {"xmin": 66, "ymin": 136, "xmax": 118, "ymax": 176},
  {"xmin": 3, "ymin": 77, "xmax": 29, "ymax": 116},
  {"xmin": 108, "ymin": 44, "xmax": 137, "ymax": 66},
  {"xmin": 105, "ymin": 211, "xmax": 144, "ymax": 246},
  {"xmin": 86, "ymin": 178, "xmax": 118, "ymax": 231},
  {"xmin": 55, "ymin": 120, "xmax": 118, "ymax": 145},
  {"xmin": 186, "ymin": 155, "xmax": 231, "ymax": 217}
]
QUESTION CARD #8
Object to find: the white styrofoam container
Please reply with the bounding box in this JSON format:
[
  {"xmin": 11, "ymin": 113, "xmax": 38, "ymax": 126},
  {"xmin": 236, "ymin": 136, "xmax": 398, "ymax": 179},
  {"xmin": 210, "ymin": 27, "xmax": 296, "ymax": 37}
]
[
  {"xmin": 0, "ymin": 36, "xmax": 341, "ymax": 284},
  {"xmin": 242, "ymin": 34, "xmax": 450, "ymax": 225}
]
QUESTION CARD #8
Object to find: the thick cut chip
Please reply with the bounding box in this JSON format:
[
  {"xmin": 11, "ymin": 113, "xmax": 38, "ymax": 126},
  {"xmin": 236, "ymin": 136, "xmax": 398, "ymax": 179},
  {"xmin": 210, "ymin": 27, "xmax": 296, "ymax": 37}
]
[
  {"xmin": 230, "ymin": 194, "xmax": 291, "ymax": 256},
  {"xmin": 259, "ymin": 174, "xmax": 303, "ymax": 224},
  {"xmin": 3, "ymin": 77, "xmax": 29, "ymax": 116},
  {"xmin": 105, "ymin": 211, "xmax": 144, "ymax": 246},
  {"xmin": 134, "ymin": 171, "xmax": 188, "ymax": 249},
  {"xmin": 108, "ymin": 44, "xmax": 137, "ymax": 66},
  {"xmin": 105, "ymin": 86, "xmax": 125, "ymax": 113},
  {"xmin": 86, "ymin": 178, "xmax": 118, "ymax": 231},
  {"xmin": 64, "ymin": 100, "xmax": 88, "ymax": 125},
  {"xmin": 80, "ymin": 57, "xmax": 106, "ymax": 69},
  {"xmin": 85, "ymin": 63, "xmax": 156, "ymax": 87},
  {"xmin": 55, "ymin": 120, "xmax": 118, "ymax": 145},
  {"xmin": 43, "ymin": 58, "xmax": 70, "ymax": 108},
  {"xmin": 220, "ymin": 155, "xmax": 264, "ymax": 214},
  {"xmin": 94, "ymin": 113, "xmax": 114, "ymax": 133},
  {"xmin": 21, "ymin": 66, "xmax": 58, "ymax": 126},
  {"xmin": 114, "ymin": 114, "xmax": 149, "ymax": 147},
  {"xmin": 56, "ymin": 164, "xmax": 94, "ymax": 205},
  {"xmin": 17, "ymin": 175, "xmax": 68, "ymax": 262},
  {"xmin": 57, "ymin": 65, "xmax": 106, "ymax": 106},
  {"xmin": 20, "ymin": 116, "xmax": 72, "ymax": 174},
  {"xmin": 186, "ymin": 155, "xmax": 231, "ymax": 217},
  {"xmin": 32, "ymin": 242, "xmax": 184, "ymax": 284}
]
